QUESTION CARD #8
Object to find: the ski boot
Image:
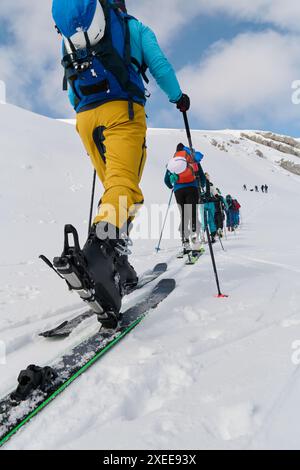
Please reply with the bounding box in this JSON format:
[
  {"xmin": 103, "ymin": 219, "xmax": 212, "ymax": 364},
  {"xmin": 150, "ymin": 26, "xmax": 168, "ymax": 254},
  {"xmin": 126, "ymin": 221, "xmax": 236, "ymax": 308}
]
[
  {"xmin": 190, "ymin": 233, "xmax": 205, "ymax": 253},
  {"xmin": 53, "ymin": 225, "xmax": 122, "ymax": 329},
  {"xmin": 177, "ymin": 239, "xmax": 191, "ymax": 259},
  {"xmin": 112, "ymin": 236, "xmax": 138, "ymax": 294},
  {"xmin": 115, "ymin": 255, "xmax": 138, "ymax": 294},
  {"xmin": 210, "ymin": 232, "xmax": 217, "ymax": 244}
]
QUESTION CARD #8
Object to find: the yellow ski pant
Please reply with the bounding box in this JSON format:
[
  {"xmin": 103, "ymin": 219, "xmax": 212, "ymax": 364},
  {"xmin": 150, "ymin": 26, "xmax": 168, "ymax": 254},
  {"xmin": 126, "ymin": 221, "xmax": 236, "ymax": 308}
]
[{"xmin": 76, "ymin": 101, "xmax": 147, "ymax": 231}]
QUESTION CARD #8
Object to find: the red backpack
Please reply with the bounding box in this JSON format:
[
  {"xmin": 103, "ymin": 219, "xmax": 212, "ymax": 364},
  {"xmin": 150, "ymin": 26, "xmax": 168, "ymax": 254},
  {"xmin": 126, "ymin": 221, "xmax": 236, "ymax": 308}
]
[
  {"xmin": 174, "ymin": 150, "xmax": 198, "ymax": 184},
  {"xmin": 232, "ymin": 199, "xmax": 241, "ymax": 211}
]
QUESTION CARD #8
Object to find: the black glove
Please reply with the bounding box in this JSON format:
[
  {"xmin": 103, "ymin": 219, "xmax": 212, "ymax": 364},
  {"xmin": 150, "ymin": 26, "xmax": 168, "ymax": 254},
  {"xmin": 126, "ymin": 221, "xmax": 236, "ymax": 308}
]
[{"xmin": 176, "ymin": 93, "xmax": 190, "ymax": 112}]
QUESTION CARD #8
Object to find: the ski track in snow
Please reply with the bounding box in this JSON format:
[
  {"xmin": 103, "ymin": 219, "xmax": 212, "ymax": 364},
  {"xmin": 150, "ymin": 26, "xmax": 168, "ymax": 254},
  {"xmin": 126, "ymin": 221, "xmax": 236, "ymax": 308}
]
[{"xmin": 1, "ymin": 106, "xmax": 300, "ymax": 449}]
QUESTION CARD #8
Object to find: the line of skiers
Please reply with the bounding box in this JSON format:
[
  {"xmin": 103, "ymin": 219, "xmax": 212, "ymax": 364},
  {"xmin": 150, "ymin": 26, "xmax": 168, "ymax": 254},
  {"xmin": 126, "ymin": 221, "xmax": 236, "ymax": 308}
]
[
  {"xmin": 243, "ymin": 184, "xmax": 269, "ymax": 193},
  {"xmin": 165, "ymin": 143, "xmax": 241, "ymax": 255}
]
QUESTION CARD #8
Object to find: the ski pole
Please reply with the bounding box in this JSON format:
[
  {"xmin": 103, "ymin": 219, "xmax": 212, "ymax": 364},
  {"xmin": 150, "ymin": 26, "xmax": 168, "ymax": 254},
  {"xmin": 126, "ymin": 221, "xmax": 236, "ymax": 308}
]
[
  {"xmin": 182, "ymin": 112, "xmax": 227, "ymax": 297},
  {"xmin": 182, "ymin": 111, "xmax": 194, "ymax": 155},
  {"xmin": 204, "ymin": 206, "xmax": 228, "ymax": 298},
  {"xmin": 88, "ymin": 169, "xmax": 97, "ymax": 236},
  {"xmin": 156, "ymin": 190, "xmax": 174, "ymax": 253},
  {"xmin": 218, "ymin": 234, "xmax": 225, "ymax": 252},
  {"xmin": 224, "ymin": 226, "xmax": 228, "ymax": 240},
  {"xmin": 200, "ymin": 223, "xmax": 206, "ymax": 244}
]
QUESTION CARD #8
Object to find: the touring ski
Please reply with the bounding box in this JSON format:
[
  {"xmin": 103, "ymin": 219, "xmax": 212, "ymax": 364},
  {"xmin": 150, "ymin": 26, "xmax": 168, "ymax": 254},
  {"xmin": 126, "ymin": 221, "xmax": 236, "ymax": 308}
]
[
  {"xmin": 185, "ymin": 249, "xmax": 205, "ymax": 265},
  {"xmin": 40, "ymin": 263, "xmax": 167, "ymax": 338},
  {"xmin": 0, "ymin": 278, "xmax": 176, "ymax": 448}
]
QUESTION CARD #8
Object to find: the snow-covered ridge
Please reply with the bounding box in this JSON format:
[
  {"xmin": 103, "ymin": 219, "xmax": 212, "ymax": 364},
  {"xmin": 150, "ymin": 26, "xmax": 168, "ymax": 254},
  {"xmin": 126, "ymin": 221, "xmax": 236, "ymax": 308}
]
[
  {"xmin": 58, "ymin": 116, "xmax": 300, "ymax": 177},
  {"xmin": 239, "ymin": 131, "xmax": 300, "ymax": 176},
  {"xmin": 1, "ymin": 103, "xmax": 300, "ymax": 450}
]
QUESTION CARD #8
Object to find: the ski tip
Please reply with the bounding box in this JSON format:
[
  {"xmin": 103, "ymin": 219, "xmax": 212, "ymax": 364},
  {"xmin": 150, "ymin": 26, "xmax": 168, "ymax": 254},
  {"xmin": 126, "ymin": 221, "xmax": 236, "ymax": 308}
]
[
  {"xmin": 155, "ymin": 278, "xmax": 176, "ymax": 291},
  {"xmin": 39, "ymin": 320, "xmax": 69, "ymax": 338},
  {"xmin": 154, "ymin": 263, "xmax": 168, "ymax": 272}
]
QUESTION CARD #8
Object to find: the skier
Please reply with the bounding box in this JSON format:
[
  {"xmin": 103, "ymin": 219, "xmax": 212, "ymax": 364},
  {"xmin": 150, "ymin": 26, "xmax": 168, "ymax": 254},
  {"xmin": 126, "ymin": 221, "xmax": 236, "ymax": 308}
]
[
  {"xmin": 255, "ymin": 185, "xmax": 259, "ymax": 192},
  {"xmin": 51, "ymin": 0, "xmax": 190, "ymax": 328},
  {"xmin": 261, "ymin": 185, "xmax": 265, "ymax": 193},
  {"xmin": 232, "ymin": 198, "xmax": 241, "ymax": 228},
  {"xmin": 214, "ymin": 188, "xmax": 228, "ymax": 238},
  {"xmin": 200, "ymin": 174, "xmax": 218, "ymax": 244},
  {"xmin": 164, "ymin": 143, "xmax": 206, "ymax": 256},
  {"xmin": 225, "ymin": 195, "xmax": 236, "ymax": 232},
  {"xmin": 243, "ymin": 184, "xmax": 247, "ymax": 191},
  {"xmin": 265, "ymin": 184, "xmax": 269, "ymax": 194}
]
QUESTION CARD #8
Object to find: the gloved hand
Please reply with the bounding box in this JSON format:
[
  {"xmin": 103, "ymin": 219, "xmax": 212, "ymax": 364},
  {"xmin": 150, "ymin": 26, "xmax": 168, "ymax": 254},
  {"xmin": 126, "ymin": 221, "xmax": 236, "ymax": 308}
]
[
  {"xmin": 170, "ymin": 173, "xmax": 179, "ymax": 186},
  {"xmin": 176, "ymin": 93, "xmax": 190, "ymax": 112}
]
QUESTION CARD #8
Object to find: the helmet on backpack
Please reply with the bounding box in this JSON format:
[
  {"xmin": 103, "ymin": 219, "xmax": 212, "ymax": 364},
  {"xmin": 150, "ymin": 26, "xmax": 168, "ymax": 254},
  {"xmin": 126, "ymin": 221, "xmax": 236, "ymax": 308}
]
[
  {"xmin": 52, "ymin": 0, "xmax": 106, "ymax": 51},
  {"xmin": 167, "ymin": 146, "xmax": 198, "ymax": 185},
  {"xmin": 167, "ymin": 157, "xmax": 187, "ymax": 175}
]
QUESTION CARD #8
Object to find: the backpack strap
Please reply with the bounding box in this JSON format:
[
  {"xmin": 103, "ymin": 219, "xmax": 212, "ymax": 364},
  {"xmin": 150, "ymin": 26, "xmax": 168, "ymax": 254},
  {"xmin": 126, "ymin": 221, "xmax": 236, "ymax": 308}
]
[
  {"xmin": 92, "ymin": 6, "xmax": 146, "ymax": 104},
  {"xmin": 131, "ymin": 57, "xmax": 149, "ymax": 84}
]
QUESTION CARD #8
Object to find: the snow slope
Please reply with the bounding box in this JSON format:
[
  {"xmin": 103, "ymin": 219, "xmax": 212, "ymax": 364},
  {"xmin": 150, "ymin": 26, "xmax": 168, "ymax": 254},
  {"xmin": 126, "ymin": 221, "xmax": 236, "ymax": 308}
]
[{"xmin": 1, "ymin": 102, "xmax": 300, "ymax": 450}]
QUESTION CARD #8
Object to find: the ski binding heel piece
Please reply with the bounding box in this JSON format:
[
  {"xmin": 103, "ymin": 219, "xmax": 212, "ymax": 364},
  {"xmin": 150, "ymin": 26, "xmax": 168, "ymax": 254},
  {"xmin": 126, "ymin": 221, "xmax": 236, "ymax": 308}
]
[
  {"xmin": 53, "ymin": 225, "xmax": 104, "ymax": 315},
  {"xmin": 97, "ymin": 310, "xmax": 120, "ymax": 330}
]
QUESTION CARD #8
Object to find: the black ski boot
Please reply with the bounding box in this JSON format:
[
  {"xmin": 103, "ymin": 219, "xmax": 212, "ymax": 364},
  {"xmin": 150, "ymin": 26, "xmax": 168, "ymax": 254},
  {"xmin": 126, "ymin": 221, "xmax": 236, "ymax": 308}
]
[
  {"xmin": 82, "ymin": 226, "xmax": 123, "ymax": 328},
  {"xmin": 113, "ymin": 238, "xmax": 138, "ymax": 294},
  {"xmin": 53, "ymin": 225, "xmax": 122, "ymax": 329}
]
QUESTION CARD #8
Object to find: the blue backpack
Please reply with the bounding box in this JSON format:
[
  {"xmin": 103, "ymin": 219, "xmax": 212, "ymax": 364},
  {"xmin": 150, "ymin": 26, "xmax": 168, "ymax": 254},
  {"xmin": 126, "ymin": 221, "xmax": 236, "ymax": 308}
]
[{"xmin": 52, "ymin": 0, "xmax": 147, "ymax": 115}]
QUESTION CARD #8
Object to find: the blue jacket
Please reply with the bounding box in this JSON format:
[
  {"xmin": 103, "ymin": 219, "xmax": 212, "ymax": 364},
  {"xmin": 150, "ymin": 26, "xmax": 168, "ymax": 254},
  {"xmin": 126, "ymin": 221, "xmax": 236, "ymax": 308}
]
[
  {"xmin": 68, "ymin": 14, "xmax": 182, "ymax": 108},
  {"xmin": 164, "ymin": 147, "xmax": 206, "ymax": 192}
]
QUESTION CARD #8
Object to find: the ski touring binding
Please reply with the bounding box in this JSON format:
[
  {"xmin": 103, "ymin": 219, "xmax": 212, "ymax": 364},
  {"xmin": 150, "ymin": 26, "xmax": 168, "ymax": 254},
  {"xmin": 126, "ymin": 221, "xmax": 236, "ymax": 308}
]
[
  {"xmin": 11, "ymin": 365, "xmax": 57, "ymax": 403},
  {"xmin": 41, "ymin": 225, "xmax": 120, "ymax": 330},
  {"xmin": 53, "ymin": 225, "xmax": 104, "ymax": 312}
]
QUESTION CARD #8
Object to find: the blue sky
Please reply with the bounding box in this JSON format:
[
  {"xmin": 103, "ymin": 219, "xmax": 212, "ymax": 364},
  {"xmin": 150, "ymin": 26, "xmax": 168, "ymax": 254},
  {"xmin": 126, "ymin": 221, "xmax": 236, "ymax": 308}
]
[{"xmin": 1, "ymin": 0, "xmax": 300, "ymax": 136}]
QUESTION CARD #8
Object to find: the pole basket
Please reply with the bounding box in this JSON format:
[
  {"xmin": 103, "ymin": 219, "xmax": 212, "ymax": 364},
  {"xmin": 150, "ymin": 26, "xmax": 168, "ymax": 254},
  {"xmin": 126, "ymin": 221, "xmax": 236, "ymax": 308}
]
[{"xmin": 215, "ymin": 294, "xmax": 229, "ymax": 298}]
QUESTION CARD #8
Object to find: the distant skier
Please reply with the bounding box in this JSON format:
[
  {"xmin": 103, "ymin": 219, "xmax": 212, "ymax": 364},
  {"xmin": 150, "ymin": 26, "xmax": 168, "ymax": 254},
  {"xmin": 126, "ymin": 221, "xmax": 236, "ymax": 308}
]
[
  {"xmin": 255, "ymin": 186, "xmax": 259, "ymax": 192},
  {"xmin": 51, "ymin": 0, "xmax": 191, "ymax": 328},
  {"xmin": 165, "ymin": 143, "xmax": 206, "ymax": 256},
  {"xmin": 243, "ymin": 184, "xmax": 247, "ymax": 191},
  {"xmin": 265, "ymin": 185, "xmax": 269, "ymax": 193},
  {"xmin": 261, "ymin": 185, "xmax": 265, "ymax": 193}
]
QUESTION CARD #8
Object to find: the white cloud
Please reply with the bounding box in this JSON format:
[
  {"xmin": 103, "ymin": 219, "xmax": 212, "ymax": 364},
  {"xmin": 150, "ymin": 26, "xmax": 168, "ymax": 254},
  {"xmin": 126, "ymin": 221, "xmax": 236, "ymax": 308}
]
[
  {"xmin": 0, "ymin": 0, "xmax": 70, "ymax": 116},
  {"xmin": 177, "ymin": 30, "xmax": 300, "ymax": 128},
  {"xmin": 0, "ymin": 0, "xmax": 299, "ymax": 131},
  {"xmin": 205, "ymin": 0, "xmax": 300, "ymax": 34},
  {"xmin": 128, "ymin": 0, "xmax": 300, "ymax": 40}
]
